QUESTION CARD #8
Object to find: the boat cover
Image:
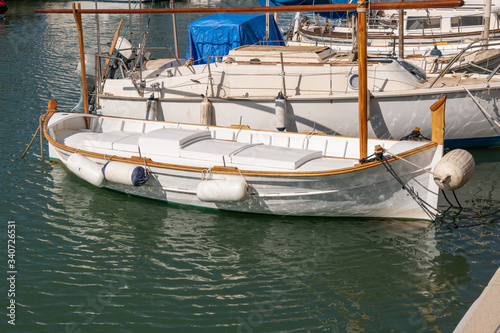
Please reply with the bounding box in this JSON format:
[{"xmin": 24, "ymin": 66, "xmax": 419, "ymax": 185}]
[
  {"xmin": 186, "ymin": 14, "xmax": 285, "ymax": 65},
  {"xmin": 258, "ymin": 0, "xmax": 353, "ymax": 20}
]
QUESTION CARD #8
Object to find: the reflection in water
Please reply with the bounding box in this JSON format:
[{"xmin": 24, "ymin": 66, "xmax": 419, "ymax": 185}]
[{"xmin": 39, "ymin": 164, "xmax": 446, "ymax": 331}]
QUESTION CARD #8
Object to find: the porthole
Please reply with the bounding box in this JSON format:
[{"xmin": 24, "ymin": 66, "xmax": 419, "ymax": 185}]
[{"xmin": 348, "ymin": 74, "xmax": 359, "ymax": 90}]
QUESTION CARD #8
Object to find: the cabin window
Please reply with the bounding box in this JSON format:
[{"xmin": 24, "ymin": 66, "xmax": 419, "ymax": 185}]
[
  {"xmin": 406, "ymin": 17, "xmax": 441, "ymax": 30},
  {"xmin": 348, "ymin": 74, "xmax": 359, "ymax": 90},
  {"xmin": 451, "ymin": 16, "xmax": 483, "ymax": 27}
]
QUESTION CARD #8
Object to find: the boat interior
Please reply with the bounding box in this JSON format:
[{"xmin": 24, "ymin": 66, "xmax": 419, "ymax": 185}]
[{"xmin": 48, "ymin": 113, "xmax": 433, "ymax": 173}]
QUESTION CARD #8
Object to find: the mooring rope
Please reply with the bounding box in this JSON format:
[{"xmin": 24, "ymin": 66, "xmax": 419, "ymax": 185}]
[
  {"xmin": 20, "ymin": 111, "xmax": 50, "ymax": 160},
  {"xmin": 375, "ymin": 152, "xmax": 441, "ymax": 221}
]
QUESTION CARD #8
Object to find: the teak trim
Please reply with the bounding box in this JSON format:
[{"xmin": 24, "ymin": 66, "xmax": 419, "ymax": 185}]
[{"xmin": 35, "ymin": 1, "xmax": 464, "ymax": 14}]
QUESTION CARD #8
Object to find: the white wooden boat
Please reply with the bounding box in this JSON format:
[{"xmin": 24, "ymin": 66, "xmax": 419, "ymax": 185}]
[
  {"xmin": 289, "ymin": 0, "xmax": 500, "ymax": 57},
  {"xmin": 44, "ymin": 96, "xmax": 466, "ymax": 220}
]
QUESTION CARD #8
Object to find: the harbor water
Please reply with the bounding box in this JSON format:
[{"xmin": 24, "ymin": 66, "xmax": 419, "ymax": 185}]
[{"xmin": 0, "ymin": 0, "xmax": 499, "ymax": 332}]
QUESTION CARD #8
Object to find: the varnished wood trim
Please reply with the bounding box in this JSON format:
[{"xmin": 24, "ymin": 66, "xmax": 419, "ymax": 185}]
[
  {"xmin": 431, "ymin": 96, "xmax": 447, "ymax": 145},
  {"xmin": 35, "ymin": 1, "xmax": 464, "ymax": 15}
]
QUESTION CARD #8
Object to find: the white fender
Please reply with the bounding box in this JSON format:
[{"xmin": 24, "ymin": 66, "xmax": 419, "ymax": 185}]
[
  {"xmin": 196, "ymin": 179, "xmax": 248, "ymax": 202},
  {"xmin": 103, "ymin": 161, "xmax": 149, "ymax": 186},
  {"xmin": 66, "ymin": 153, "xmax": 105, "ymax": 187},
  {"xmin": 433, "ymin": 149, "xmax": 475, "ymax": 191},
  {"xmin": 200, "ymin": 96, "xmax": 213, "ymax": 125},
  {"xmin": 275, "ymin": 91, "xmax": 286, "ymax": 131}
]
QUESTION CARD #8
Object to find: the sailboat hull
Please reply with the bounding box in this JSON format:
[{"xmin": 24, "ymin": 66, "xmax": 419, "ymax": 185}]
[{"xmin": 98, "ymin": 82, "xmax": 500, "ymax": 148}]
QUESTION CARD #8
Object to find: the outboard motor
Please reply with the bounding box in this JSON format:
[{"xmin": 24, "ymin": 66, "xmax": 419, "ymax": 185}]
[
  {"xmin": 111, "ymin": 37, "xmax": 135, "ymax": 72},
  {"xmin": 74, "ymin": 54, "xmax": 101, "ymax": 112}
]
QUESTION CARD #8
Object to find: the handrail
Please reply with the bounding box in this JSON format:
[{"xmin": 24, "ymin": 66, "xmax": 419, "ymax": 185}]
[
  {"xmin": 428, "ymin": 38, "xmax": 500, "ymax": 88},
  {"xmin": 34, "ymin": 1, "xmax": 464, "ymax": 15}
]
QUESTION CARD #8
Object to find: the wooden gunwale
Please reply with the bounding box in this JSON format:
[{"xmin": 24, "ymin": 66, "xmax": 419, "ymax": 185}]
[
  {"xmin": 298, "ymin": 27, "xmax": 500, "ymax": 41},
  {"xmin": 43, "ymin": 111, "xmax": 438, "ymax": 177},
  {"xmin": 34, "ymin": 1, "xmax": 464, "ymax": 15}
]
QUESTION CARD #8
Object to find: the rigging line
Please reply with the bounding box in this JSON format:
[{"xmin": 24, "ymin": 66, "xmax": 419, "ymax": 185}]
[
  {"xmin": 452, "ymin": 190, "xmax": 463, "ymax": 209},
  {"xmin": 425, "ymin": 9, "xmax": 437, "ymax": 45},
  {"xmin": 441, "ymin": 188, "xmax": 454, "ymax": 207},
  {"xmin": 101, "ymin": 1, "xmax": 140, "ymax": 88},
  {"xmin": 385, "ymin": 149, "xmax": 435, "ymax": 176}
]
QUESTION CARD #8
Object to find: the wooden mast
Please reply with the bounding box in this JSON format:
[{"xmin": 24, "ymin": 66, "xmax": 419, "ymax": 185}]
[
  {"xmin": 72, "ymin": 3, "xmax": 90, "ymax": 128},
  {"xmin": 483, "ymin": 0, "xmax": 491, "ymax": 47},
  {"xmin": 358, "ymin": 0, "xmax": 368, "ymax": 159},
  {"xmin": 398, "ymin": 1, "xmax": 404, "ymax": 58}
]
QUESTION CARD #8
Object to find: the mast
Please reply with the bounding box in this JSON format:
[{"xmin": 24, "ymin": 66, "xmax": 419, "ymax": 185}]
[
  {"xmin": 170, "ymin": 0, "xmax": 179, "ymax": 58},
  {"xmin": 483, "ymin": 0, "xmax": 491, "ymax": 47},
  {"xmin": 72, "ymin": 3, "xmax": 89, "ymax": 117},
  {"xmin": 358, "ymin": 0, "xmax": 368, "ymax": 159},
  {"xmin": 398, "ymin": 0, "xmax": 404, "ymax": 58}
]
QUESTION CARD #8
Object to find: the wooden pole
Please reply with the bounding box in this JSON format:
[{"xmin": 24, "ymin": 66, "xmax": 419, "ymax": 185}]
[
  {"xmin": 103, "ymin": 18, "xmax": 124, "ymax": 79},
  {"xmin": 358, "ymin": 0, "xmax": 368, "ymax": 159},
  {"xmin": 170, "ymin": 0, "xmax": 179, "ymax": 58},
  {"xmin": 35, "ymin": 1, "xmax": 465, "ymax": 15},
  {"xmin": 72, "ymin": 3, "xmax": 90, "ymax": 128},
  {"xmin": 483, "ymin": 0, "xmax": 491, "ymax": 47},
  {"xmin": 398, "ymin": 1, "xmax": 404, "ymax": 58}
]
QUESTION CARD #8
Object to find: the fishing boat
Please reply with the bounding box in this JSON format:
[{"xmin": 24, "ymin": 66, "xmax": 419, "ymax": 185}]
[
  {"xmin": 43, "ymin": 96, "xmax": 472, "ymax": 220},
  {"xmin": 0, "ymin": 0, "xmax": 7, "ymax": 20}
]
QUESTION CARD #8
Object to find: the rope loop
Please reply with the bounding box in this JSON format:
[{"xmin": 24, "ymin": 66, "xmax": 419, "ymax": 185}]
[{"xmin": 201, "ymin": 168, "xmax": 212, "ymax": 181}]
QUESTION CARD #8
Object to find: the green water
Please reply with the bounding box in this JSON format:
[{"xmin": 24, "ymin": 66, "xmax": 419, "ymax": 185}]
[{"xmin": 1, "ymin": 1, "xmax": 499, "ymax": 332}]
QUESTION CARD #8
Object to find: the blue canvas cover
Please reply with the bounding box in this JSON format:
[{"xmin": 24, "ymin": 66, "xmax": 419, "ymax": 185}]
[
  {"xmin": 186, "ymin": 14, "xmax": 285, "ymax": 64},
  {"xmin": 258, "ymin": 0, "xmax": 353, "ymax": 20}
]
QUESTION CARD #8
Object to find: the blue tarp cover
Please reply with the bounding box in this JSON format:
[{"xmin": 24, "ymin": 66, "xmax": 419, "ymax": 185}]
[
  {"xmin": 186, "ymin": 14, "xmax": 285, "ymax": 64},
  {"xmin": 258, "ymin": 0, "xmax": 353, "ymax": 20}
]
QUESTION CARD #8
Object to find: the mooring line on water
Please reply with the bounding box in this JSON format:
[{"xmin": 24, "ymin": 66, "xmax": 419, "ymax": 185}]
[
  {"xmin": 20, "ymin": 112, "xmax": 50, "ymax": 160},
  {"xmin": 20, "ymin": 125, "xmax": 41, "ymax": 159},
  {"xmin": 20, "ymin": 100, "xmax": 57, "ymax": 161}
]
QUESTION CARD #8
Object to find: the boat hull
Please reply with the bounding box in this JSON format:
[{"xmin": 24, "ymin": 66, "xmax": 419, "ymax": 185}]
[
  {"xmin": 46, "ymin": 112, "xmax": 442, "ymax": 220},
  {"xmin": 50, "ymin": 147, "xmax": 439, "ymax": 220},
  {"xmin": 97, "ymin": 82, "xmax": 500, "ymax": 148}
]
